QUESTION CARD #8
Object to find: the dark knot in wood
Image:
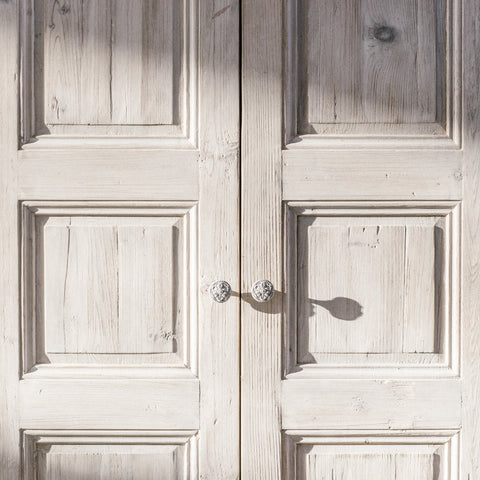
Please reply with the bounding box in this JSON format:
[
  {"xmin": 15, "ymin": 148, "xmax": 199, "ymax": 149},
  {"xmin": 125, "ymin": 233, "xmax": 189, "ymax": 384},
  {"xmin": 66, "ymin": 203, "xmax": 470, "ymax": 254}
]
[{"xmin": 373, "ymin": 25, "xmax": 395, "ymax": 42}]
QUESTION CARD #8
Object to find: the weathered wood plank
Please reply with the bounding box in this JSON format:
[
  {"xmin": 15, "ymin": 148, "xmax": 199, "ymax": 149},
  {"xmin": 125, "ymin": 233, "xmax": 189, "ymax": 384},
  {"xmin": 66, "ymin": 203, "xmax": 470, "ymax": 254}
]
[
  {"xmin": 0, "ymin": 1, "xmax": 20, "ymax": 478},
  {"xmin": 283, "ymin": 151, "xmax": 463, "ymax": 200},
  {"xmin": 19, "ymin": 380, "xmax": 199, "ymax": 430},
  {"xmin": 18, "ymin": 150, "xmax": 199, "ymax": 200},
  {"xmin": 282, "ymin": 379, "xmax": 461, "ymax": 430},
  {"xmin": 198, "ymin": 0, "xmax": 240, "ymax": 478},
  {"xmin": 241, "ymin": 0, "xmax": 283, "ymax": 477},
  {"xmin": 461, "ymin": 0, "xmax": 480, "ymax": 473}
]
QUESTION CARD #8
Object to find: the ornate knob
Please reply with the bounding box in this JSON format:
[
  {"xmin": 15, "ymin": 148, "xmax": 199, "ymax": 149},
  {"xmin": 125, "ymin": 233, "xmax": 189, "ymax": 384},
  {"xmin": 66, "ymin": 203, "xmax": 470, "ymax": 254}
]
[
  {"xmin": 251, "ymin": 280, "xmax": 275, "ymax": 303},
  {"xmin": 209, "ymin": 280, "xmax": 232, "ymax": 303}
]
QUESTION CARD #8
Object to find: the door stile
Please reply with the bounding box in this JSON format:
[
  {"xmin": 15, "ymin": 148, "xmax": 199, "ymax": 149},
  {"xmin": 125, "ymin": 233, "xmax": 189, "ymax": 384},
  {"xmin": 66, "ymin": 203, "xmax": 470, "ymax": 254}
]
[
  {"xmin": 0, "ymin": 2, "xmax": 20, "ymax": 479},
  {"xmin": 461, "ymin": 0, "xmax": 480, "ymax": 474},
  {"xmin": 241, "ymin": 0, "xmax": 283, "ymax": 478},
  {"xmin": 198, "ymin": 1, "xmax": 240, "ymax": 478}
]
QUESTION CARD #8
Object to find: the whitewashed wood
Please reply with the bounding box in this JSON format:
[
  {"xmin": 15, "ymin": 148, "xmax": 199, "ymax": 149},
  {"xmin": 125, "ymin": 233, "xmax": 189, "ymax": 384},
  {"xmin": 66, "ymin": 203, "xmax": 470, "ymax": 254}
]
[
  {"xmin": 3, "ymin": 1, "xmax": 239, "ymax": 478},
  {"xmin": 38, "ymin": 444, "xmax": 182, "ymax": 480},
  {"xmin": 19, "ymin": 380, "xmax": 199, "ymax": 430},
  {"xmin": 285, "ymin": 431, "xmax": 459, "ymax": 480},
  {"xmin": 461, "ymin": 0, "xmax": 480, "ymax": 474},
  {"xmin": 18, "ymin": 150, "xmax": 199, "ymax": 200},
  {"xmin": 111, "ymin": 0, "xmax": 176, "ymax": 125},
  {"xmin": 22, "ymin": 202, "xmax": 197, "ymax": 372},
  {"xmin": 283, "ymin": 151, "xmax": 463, "ymax": 200},
  {"xmin": 296, "ymin": 217, "xmax": 441, "ymax": 359},
  {"xmin": 42, "ymin": 0, "xmax": 176, "ymax": 126},
  {"xmin": 241, "ymin": 0, "xmax": 283, "ymax": 478},
  {"xmin": 284, "ymin": 0, "xmax": 462, "ymax": 147},
  {"xmin": 24, "ymin": 432, "xmax": 197, "ymax": 480},
  {"xmin": 42, "ymin": 218, "xmax": 178, "ymax": 354},
  {"xmin": 298, "ymin": 0, "xmax": 439, "ymax": 127},
  {"xmin": 197, "ymin": 1, "xmax": 240, "ymax": 479},
  {"xmin": 22, "ymin": 0, "xmax": 197, "ymax": 144},
  {"xmin": 242, "ymin": 0, "xmax": 468, "ymax": 475},
  {"xmin": 0, "ymin": 1, "xmax": 20, "ymax": 479},
  {"xmin": 282, "ymin": 379, "xmax": 461, "ymax": 430}
]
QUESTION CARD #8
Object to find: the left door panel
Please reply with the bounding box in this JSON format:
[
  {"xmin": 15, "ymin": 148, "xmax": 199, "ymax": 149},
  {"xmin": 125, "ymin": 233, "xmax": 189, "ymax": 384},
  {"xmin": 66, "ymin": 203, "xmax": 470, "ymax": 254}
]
[{"xmin": 0, "ymin": 1, "xmax": 240, "ymax": 478}]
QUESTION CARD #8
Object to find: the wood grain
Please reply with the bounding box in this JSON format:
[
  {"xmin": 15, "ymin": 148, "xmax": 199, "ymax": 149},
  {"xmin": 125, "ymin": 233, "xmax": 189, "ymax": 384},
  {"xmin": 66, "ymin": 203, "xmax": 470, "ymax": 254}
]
[
  {"xmin": 0, "ymin": 1, "xmax": 20, "ymax": 478},
  {"xmin": 461, "ymin": 0, "xmax": 480, "ymax": 473},
  {"xmin": 282, "ymin": 379, "xmax": 461, "ymax": 430},
  {"xmin": 283, "ymin": 150, "xmax": 463, "ymax": 200},
  {"xmin": 298, "ymin": 0, "xmax": 441, "ymax": 128},
  {"xmin": 42, "ymin": 0, "xmax": 179, "ymax": 126},
  {"xmin": 241, "ymin": 0, "xmax": 283, "ymax": 477},
  {"xmin": 198, "ymin": 0, "xmax": 240, "ymax": 478},
  {"xmin": 18, "ymin": 150, "xmax": 199, "ymax": 200},
  {"xmin": 20, "ymin": 380, "xmax": 199, "ymax": 430}
]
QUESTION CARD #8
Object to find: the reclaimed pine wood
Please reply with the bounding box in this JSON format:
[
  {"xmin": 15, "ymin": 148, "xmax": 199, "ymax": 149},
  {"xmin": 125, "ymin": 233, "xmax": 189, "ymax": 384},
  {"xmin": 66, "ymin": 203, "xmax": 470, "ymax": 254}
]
[
  {"xmin": 198, "ymin": 1, "xmax": 240, "ymax": 478},
  {"xmin": 0, "ymin": 2, "xmax": 20, "ymax": 479},
  {"xmin": 241, "ymin": 0, "xmax": 283, "ymax": 478},
  {"xmin": 1, "ymin": 0, "xmax": 240, "ymax": 478},
  {"xmin": 462, "ymin": 0, "xmax": 480, "ymax": 474}
]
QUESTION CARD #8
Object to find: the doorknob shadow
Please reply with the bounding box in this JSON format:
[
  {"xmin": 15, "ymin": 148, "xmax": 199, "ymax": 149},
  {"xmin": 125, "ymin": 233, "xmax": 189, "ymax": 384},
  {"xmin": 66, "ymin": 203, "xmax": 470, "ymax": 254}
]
[
  {"xmin": 310, "ymin": 297, "xmax": 363, "ymax": 321},
  {"xmin": 241, "ymin": 291, "xmax": 283, "ymax": 314}
]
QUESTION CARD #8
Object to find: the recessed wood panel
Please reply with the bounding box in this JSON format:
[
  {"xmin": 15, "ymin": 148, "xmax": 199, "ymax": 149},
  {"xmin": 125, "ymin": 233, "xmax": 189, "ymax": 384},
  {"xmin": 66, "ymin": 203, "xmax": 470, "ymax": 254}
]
[
  {"xmin": 24, "ymin": 432, "xmax": 197, "ymax": 480},
  {"xmin": 285, "ymin": 432, "xmax": 458, "ymax": 480},
  {"xmin": 21, "ymin": 0, "xmax": 196, "ymax": 143},
  {"xmin": 22, "ymin": 203, "xmax": 197, "ymax": 371},
  {"xmin": 285, "ymin": 203, "xmax": 460, "ymax": 372},
  {"xmin": 284, "ymin": 0, "xmax": 461, "ymax": 145}
]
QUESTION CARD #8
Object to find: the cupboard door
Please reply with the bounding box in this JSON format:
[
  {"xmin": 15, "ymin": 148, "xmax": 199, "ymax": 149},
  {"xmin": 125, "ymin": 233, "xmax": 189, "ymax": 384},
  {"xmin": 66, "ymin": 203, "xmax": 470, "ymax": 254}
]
[
  {"xmin": 0, "ymin": 1, "xmax": 239, "ymax": 479},
  {"xmin": 241, "ymin": 0, "xmax": 477, "ymax": 478}
]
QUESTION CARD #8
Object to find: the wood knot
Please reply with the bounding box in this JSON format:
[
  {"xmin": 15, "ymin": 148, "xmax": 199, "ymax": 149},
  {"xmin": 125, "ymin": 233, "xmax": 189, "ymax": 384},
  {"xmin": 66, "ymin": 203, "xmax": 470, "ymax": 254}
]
[{"xmin": 373, "ymin": 25, "xmax": 395, "ymax": 42}]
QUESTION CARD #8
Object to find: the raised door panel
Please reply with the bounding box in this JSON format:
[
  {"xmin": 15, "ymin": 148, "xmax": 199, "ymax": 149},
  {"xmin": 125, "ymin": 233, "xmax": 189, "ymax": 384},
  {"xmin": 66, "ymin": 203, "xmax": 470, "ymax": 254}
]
[
  {"xmin": 24, "ymin": 432, "xmax": 197, "ymax": 480},
  {"xmin": 285, "ymin": 202, "xmax": 460, "ymax": 374},
  {"xmin": 21, "ymin": 0, "xmax": 196, "ymax": 145},
  {"xmin": 285, "ymin": 0, "xmax": 461, "ymax": 146},
  {"xmin": 22, "ymin": 203, "xmax": 197, "ymax": 373},
  {"xmin": 285, "ymin": 432, "xmax": 459, "ymax": 480}
]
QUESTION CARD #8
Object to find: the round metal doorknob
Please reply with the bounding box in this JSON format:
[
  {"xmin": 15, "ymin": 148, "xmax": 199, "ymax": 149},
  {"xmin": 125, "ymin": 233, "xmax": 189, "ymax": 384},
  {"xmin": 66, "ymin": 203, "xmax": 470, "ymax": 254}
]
[
  {"xmin": 209, "ymin": 280, "xmax": 232, "ymax": 303},
  {"xmin": 251, "ymin": 280, "xmax": 275, "ymax": 303}
]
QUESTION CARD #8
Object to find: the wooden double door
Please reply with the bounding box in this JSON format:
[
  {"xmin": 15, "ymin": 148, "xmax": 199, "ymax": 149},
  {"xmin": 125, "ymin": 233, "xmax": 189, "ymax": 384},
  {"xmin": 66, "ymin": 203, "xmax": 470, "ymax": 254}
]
[{"xmin": 1, "ymin": 0, "xmax": 479, "ymax": 478}]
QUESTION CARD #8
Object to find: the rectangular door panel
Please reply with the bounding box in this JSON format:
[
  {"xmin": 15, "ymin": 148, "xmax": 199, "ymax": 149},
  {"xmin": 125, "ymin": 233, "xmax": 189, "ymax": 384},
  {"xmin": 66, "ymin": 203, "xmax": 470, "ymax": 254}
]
[
  {"xmin": 21, "ymin": 0, "xmax": 195, "ymax": 145},
  {"xmin": 284, "ymin": 432, "xmax": 459, "ymax": 480},
  {"xmin": 285, "ymin": 0, "xmax": 462, "ymax": 147}
]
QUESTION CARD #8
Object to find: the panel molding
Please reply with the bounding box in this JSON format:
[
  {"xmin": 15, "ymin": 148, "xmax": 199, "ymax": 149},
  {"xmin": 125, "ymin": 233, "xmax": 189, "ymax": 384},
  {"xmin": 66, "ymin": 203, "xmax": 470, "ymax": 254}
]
[
  {"xmin": 283, "ymin": 430, "xmax": 460, "ymax": 480},
  {"xmin": 21, "ymin": 201, "xmax": 198, "ymax": 379},
  {"xmin": 19, "ymin": 0, "xmax": 198, "ymax": 149},
  {"xmin": 284, "ymin": 0, "xmax": 462, "ymax": 149},
  {"xmin": 284, "ymin": 201, "xmax": 461, "ymax": 378},
  {"xmin": 23, "ymin": 430, "xmax": 198, "ymax": 480}
]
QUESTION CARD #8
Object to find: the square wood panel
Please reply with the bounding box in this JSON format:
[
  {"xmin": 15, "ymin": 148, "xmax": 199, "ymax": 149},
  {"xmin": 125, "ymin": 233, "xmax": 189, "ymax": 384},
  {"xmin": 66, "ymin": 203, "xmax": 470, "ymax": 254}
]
[
  {"xmin": 284, "ymin": 431, "xmax": 459, "ymax": 480},
  {"xmin": 284, "ymin": 0, "xmax": 462, "ymax": 147},
  {"xmin": 20, "ymin": 0, "xmax": 197, "ymax": 146},
  {"xmin": 23, "ymin": 431, "xmax": 197, "ymax": 479},
  {"xmin": 285, "ymin": 202, "xmax": 460, "ymax": 376},
  {"xmin": 21, "ymin": 202, "xmax": 197, "ymax": 376}
]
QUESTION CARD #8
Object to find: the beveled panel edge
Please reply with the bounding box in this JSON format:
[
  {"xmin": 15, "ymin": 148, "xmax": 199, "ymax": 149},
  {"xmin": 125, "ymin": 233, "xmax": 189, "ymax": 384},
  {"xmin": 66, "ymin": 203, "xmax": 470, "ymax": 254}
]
[
  {"xmin": 20, "ymin": 201, "xmax": 199, "ymax": 379},
  {"xmin": 282, "ymin": 430, "xmax": 460, "ymax": 480},
  {"xmin": 19, "ymin": 0, "xmax": 198, "ymax": 149},
  {"xmin": 283, "ymin": 201, "xmax": 461, "ymax": 379},
  {"xmin": 23, "ymin": 430, "xmax": 199, "ymax": 480}
]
